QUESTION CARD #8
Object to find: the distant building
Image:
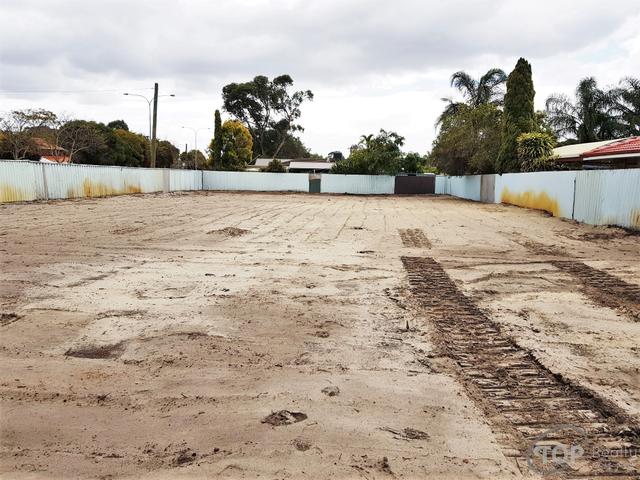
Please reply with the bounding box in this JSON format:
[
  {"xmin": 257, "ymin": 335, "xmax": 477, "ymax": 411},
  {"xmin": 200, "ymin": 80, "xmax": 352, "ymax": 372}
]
[
  {"xmin": 249, "ymin": 158, "xmax": 335, "ymax": 173},
  {"xmin": 554, "ymin": 137, "xmax": 640, "ymax": 169},
  {"xmin": 33, "ymin": 138, "xmax": 70, "ymax": 163},
  {"xmin": 287, "ymin": 161, "xmax": 334, "ymax": 173}
]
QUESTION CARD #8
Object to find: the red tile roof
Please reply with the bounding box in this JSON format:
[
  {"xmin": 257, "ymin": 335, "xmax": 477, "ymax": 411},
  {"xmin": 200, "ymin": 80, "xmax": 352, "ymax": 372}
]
[{"xmin": 583, "ymin": 136, "xmax": 640, "ymax": 158}]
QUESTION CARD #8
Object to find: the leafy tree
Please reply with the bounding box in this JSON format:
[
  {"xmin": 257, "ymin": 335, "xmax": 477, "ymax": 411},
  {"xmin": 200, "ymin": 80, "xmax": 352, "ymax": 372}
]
[
  {"xmin": 438, "ymin": 68, "xmax": 507, "ymax": 125},
  {"xmin": 210, "ymin": 109, "xmax": 223, "ymax": 168},
  {"xmin": 332, "ymin": 129, "xmax": 405, "ymax": 175},
  {"xmin": 174, "ymin": 150, "xmax": 207, "ymax": 169},
  {"xmin": 0, "ymin": 109, "xmax": 58, "ymax": 159},
  {"xmin": 58, "ymin": 120, "xmax": 107, "ymax": 163},
  {"xmin": 429, "ymin": 104, "xmax": 502, "ymax": 175},
  {"xmin": 222, "ymin": 75, "xmax": 312, "ymax": 158},
  {"xmin": 263, "ymin": 159, "xmax": 287, "ymax": 172},
  {"xmin": 111, "ymin": 129, "xmax": 148, "ymax": 167},
  {"xmin": 497, "ymin": 58, "xmax": 537, "ymax": 172},
  {"xmin": 258, "ymin": 129, "xmax": 315, "ymax": 158},
  {"xmin": 107, "ymin": 120, "xmax": 129, "ymax": 131},
  {"xmin": 400, "ymin": 153, "xmax": 427, "ymax": 173},
  {"xmin": 517, "ymin": 132, "xmax": 558, "ymax": 172},
  {"xmin": 156, "ymin": 140, "xmax": 179, "ymax": 168},
  {"xmin": 546, "ymin": 77, "xmax": 622, "ymax": 143},
  {"xmin": 216, "ymin": 120, "xmax": 253, "ymax": 171},
  {"xmin": 612, "ymin": 77, "xmax": 640, "ymax": 136}
]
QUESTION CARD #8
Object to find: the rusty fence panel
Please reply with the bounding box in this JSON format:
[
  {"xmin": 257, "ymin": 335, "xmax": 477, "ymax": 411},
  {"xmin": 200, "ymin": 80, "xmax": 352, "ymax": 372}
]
[
  {"xmin": 0, "ymin": 160, "xmax": 46, "ymax": 202},
  {"xmin": 494, "ymin": 171, "xmax": 577, "ymax": 218},
  {"xmin": 44, "ymin": 163, "xmax": 165, "ymax": 199}
]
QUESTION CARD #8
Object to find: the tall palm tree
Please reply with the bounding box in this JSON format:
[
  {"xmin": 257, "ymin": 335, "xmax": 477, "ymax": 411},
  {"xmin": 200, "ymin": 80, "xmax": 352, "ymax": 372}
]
[
  {"xmin": 612, "ymin": 77, "xmax": 640, "ymax": 136},
  {"xmin": 437, "ymin": 68, "xmax": 507, "ymax": 125},
  {"xmin": 545, "ymin": 77, "xmax": 622, "ymax": 143}
]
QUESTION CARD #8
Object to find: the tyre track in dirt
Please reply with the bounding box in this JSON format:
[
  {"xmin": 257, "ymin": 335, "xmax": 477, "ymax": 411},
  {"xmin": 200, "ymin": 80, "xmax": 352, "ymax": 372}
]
[{"xmin": 401, "ymin": 256, "xmax": 640, "ymax": 478}]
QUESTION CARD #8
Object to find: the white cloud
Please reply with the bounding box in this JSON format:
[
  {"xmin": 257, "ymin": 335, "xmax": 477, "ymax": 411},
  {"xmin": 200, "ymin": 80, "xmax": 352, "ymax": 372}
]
[{"xmin": 1, "ymin": 0, "xmax": 639, "ymax": 155}]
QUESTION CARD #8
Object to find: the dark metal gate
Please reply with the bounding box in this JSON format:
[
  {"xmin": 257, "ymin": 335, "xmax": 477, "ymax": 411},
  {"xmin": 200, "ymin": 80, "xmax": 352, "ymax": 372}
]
[{"xmin": 394, "ymin": 175, "xmax": 435, "ymax": 194}]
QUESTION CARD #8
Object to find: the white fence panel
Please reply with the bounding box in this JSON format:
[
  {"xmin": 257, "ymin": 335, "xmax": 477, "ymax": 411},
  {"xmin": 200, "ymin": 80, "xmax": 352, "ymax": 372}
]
[
  {"xmin": 0, "ymin": 160, "xmax": 46, "ymax": 202},
  {"xmin": 203, "ymin": 171, "xmax": 308, "ymax": 192},
  {"xmin": 495, "ymin": 171, "xmax": 577, "ymax": 218},
  {"xmin": 120, "ymin": 167, "xmax": 165, "ymax": 193},
  {"xmin": 448, "ymin": 175, "xmax": 482, "ymax": 201},
  {"xmin": 574, "ymin": 169, "xmax": 640, "ymax": 229},
  {"xmin": 169, "ymin": 169, "xmax": 202, "ymax": 192},
  {"xmin": 435, "ymin": 175, "xmax": 449, "ymax": 195},
  {"xmin": 320, "ymin": 174, "xmax": 395, "ymax": 194}
]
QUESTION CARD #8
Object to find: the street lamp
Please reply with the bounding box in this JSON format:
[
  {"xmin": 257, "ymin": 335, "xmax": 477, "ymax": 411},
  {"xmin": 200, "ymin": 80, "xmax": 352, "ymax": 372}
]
[
  {"xmin": 181, "ymin": 126, "xmax": 211, "ymax": 170},
  {"xmin": 123, "ymin": 88, "xmax": 175, "ymax": 167}
]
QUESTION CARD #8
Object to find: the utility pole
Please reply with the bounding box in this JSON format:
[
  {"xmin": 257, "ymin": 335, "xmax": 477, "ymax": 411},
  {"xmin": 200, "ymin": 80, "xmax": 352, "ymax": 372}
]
[
  {"xmin": 123, "ymin": 86, "xmax": 174, "ymax": 168},
  {"xmin": 151, "ymin": 83, "xmax": 159, "ymax": 168}
]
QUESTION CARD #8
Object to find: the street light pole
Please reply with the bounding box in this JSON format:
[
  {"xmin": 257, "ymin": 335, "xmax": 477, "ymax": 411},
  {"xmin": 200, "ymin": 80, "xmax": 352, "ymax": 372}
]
[
  {"xmin": 151, "ymin": 83, "xmax": 159, "ymax": 168},
  {"xmin": 181, "ymin": 126, "xmax": 211, "ymax": 170},
  {"xmin": 123, "ymin": 86, "xmax": 175, "ymax": 168}
]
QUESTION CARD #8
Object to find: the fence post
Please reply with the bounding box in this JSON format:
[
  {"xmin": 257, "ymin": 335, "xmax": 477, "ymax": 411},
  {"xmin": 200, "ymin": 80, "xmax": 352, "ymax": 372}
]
[
  {"xmin": 571, "ymin": 176, "xmax": 577, "ymax": 220},
  {"xmin": 40, "ymin": 162, "xmax": 49, "ymax": 200}
]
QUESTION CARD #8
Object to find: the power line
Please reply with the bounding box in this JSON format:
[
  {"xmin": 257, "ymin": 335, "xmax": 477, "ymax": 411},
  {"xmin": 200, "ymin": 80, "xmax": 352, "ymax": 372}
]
[{"xmin": 0, "ymin": 87, "xmax": 154, "ymax": 95}]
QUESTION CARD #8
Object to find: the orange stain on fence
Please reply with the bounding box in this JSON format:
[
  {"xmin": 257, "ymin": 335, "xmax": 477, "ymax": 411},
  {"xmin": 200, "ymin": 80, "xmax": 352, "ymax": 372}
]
[
  {"xmin": 631, "ymin": 209, "xmax": 640, "ymax": 229},
  {"xmin": 500, "ymin": 187, "xmax": 561, "ymax": 217},
  {"xmin": 0, "ymin": 184, "xmax": 29, "ymax": 203},
  {"xmin": 66, "ymin": 179, "xmax": 142, "ymax": 198}
]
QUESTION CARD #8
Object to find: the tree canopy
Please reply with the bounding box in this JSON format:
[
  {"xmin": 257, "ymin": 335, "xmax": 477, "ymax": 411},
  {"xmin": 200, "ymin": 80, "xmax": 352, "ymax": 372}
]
[
  {"xmin": 215, "ymin": 120, "xmax": 253, "ymax": 171},
  {"xmin": 429, "ymin": 104, "xmax": 502, "ymax": 175},
  {"xmin": 332, "ymin": 129, "xmax": 425, "ymax": 175},
  {"xmin": 222, "ymin": 75, "xmax": 313, "ymax": 159},
  {"xmin": 496, "ymin": 58, "xmax": 537, "ymax": 172}
]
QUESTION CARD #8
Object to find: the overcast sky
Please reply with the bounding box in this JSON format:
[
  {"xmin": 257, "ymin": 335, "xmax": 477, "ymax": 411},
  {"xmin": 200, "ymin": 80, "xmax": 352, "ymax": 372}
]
[{"xmin": 1, "ymin": 0, "xmax": 639, "ymax": 157}]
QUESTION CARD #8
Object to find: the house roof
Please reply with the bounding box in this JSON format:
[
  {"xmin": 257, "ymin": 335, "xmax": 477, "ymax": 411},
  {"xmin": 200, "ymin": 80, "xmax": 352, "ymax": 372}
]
[
  {"xmin": 582, "ymin": 136, "xmax": 640, "ymax": 158},
  {"xmin": 40, "ymin": 155, "xmax": 70, "ymax": 164},
  {"xmin": 553, "ymin": 139, "xmax": 620, "ymax": 159},
  {"xmin": 253, "ymin": 158, "xmax": 294, "ymax": 167},
  {"xmin": 288, "ymin": 161, "xmax": 334, "ymax": 170},
  {"xmin": 33, "ymin": 137, "xmax": 66, "ymax": 152}
]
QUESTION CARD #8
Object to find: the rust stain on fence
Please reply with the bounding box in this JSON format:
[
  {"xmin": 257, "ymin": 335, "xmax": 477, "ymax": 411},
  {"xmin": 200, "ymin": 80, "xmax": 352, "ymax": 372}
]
[
  {"xmin": 0, "ymin": 184, "xmax": 29, "ymax": 203},
  {"xmin": 631, "ymin": 209, "xmax": 640, "ymax": 230},
  {"xmin": 67, "ymin": 179, "xmax": 142, "ymax": 198},
  {"xmin": 501, "ymin": 187, "xmax": 560, "ymax": 217}
]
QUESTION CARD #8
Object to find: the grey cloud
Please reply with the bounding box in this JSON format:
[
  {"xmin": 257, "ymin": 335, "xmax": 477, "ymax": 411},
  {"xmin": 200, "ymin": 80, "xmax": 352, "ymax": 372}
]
[{"xmin": 2, "ymin": 0, "xmax": 638, "ymax": 94}]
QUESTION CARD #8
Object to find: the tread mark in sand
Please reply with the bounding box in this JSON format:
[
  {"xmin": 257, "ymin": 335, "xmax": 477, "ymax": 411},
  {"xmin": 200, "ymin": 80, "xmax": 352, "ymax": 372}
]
[
  {"xmin": 552, "ymin": 260, "xmax": 640, "ymax": 321},
  {"xmin": 401, "ymin": 256, "xmax": 639, "ymax": 478},
  {"xmin": 399, "ymin": 229, "xmax": 431, "ymax": 248}
]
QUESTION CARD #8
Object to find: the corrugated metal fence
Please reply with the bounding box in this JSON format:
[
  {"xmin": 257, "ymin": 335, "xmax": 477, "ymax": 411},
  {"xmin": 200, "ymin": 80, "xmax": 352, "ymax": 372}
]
[
  {"xmin": 321, "ymin": 174, "xmax": 395, "ymax": 194},
  {"xmin": 438, "ymin": 169, "xmax": 640, "ymax": 230},
  {"xmin": 2, "ymin": 160, "xmax": 639, "ymax": 230},
  {"xmin": 203, "ymin": 171, "xmax": 308, "ymax": 192}
]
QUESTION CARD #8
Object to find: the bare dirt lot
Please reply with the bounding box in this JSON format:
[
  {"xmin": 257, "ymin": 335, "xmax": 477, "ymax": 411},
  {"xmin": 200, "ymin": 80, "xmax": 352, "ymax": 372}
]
[{"xmin": 1, "ymin": 192, "xmax": 639, "ymax": 479}]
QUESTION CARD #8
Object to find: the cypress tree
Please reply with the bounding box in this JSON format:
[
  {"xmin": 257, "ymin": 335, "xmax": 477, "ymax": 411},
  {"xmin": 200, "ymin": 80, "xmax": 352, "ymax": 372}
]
[
  {"xmin": 497, "ymin": 58, "xmax": 536, "ymax": 172},
  {"xmin": 211, "ymin": 109, "xmax": 223, "ymax": 168}
]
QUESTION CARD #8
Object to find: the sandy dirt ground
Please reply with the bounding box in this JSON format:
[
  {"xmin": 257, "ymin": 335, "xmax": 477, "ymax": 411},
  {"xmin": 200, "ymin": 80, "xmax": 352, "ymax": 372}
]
[{"xmin": 0, "ymin": 192, "xmax": 639, "ymax": 479}]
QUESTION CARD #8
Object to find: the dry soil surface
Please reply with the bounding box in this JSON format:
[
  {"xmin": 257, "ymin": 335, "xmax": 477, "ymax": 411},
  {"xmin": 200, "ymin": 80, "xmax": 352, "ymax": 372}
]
[{"xmin": 1, "ymin": 192, "xmax": 639, "ymax": 479}]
